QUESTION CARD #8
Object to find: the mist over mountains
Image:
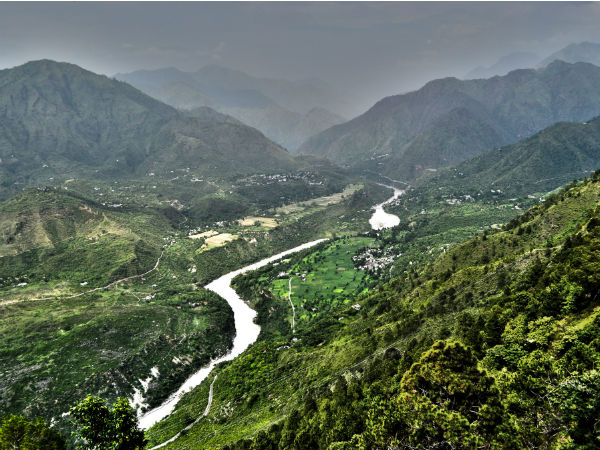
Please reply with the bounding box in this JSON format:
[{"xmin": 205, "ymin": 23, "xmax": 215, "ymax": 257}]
[
  {"xmin": 3, "ymin": 4, "xmax": 600, "ymax": 447},
  {"xmin": 299, "ymin": 60, "xmax": 600, "ymax": 180},
  {"xmin": 115, "ymin": 66, "xmax": 348, "ymax": 152},
  {"xmin": 464, "ymin": 41, "xmax": 600, "ymax": 80}
]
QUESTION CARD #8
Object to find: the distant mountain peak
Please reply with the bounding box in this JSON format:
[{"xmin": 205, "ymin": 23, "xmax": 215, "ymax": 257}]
[
  {"xmin": 538, "ymin": 41, "xmax": 600, "ymax": 68},
  {"xmin": 0, "ymin": 60, "xmax": 299, "ymax": 200}
]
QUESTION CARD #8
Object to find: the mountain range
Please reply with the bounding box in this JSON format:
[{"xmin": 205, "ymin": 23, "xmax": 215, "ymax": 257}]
[
  {"xmin": 0, "ymin": 60, "xmax": 303, "ymax": 201},
  {"xmin": 537, "ymin": 41, "xmax": 600, "ymax": 68},
  {"xmin": 115, "ymin": 66, "xmax": 347, "ymax": 151},
  {"xmin": 463, "ymin": 51, "xmax": 540, "ymax": 80},
  {"xmin": 433, "ymin": 115, "xmax": 600, "ymax": 196},
  {"xmin": 299, "ymin": 60, "xmax": 600, "ymax": 180},
  {"xmin": 464, "ymin": 41, "xmax": 600, "ymax": 80}
]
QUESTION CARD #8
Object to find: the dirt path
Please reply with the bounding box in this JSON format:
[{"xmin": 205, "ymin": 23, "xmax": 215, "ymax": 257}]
[
  {"xmin": 1, "ymin": 249, "xmax": 165, "ymax": 306},
  {"xmin": 148, "ymin": 375, "xmax": 218, "ymax": 450},
  {"xmin": 288, "ymin": 277, "xmax": 296, "ymax": 334}
]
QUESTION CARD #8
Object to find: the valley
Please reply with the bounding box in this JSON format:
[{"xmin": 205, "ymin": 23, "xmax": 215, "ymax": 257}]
[{"xmin": 2, "ymin": 10, "xmax": 600, "ymax": 448}]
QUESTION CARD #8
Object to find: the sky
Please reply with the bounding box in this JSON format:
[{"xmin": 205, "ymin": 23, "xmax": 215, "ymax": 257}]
[{"xmin": 2, "ymin": 2, "xmax": 600, "ymax": 113}]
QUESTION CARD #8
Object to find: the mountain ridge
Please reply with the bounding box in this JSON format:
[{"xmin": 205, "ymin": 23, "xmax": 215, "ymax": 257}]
[
  {"xmin": 115, "ymin": 65, "xmax": 347, "ymax": 151},
  {"xmin": 299, "ymin": 60, "xmax": 600, "ymax": 180},
  {"xmin": 0, "ymin": 59, "xmax": 300, "ymax": 201}
]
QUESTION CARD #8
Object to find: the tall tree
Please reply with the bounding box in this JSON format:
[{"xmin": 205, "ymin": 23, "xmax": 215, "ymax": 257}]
[{"xmin": 70, "ymin": 396, "xmax": 146, "ymax": 450}]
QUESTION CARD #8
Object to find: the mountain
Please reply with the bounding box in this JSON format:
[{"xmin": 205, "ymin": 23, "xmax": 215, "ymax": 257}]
[
  {"xmin": 464, "ymin": 51, "xmax": 538, "ymax": 79},
  {"xmin": 538, "ymin": 41, "xmax": 600, "ymax": 68},
  {"xmin": 219, "ymin": 105, "xmax": 345, "ymax": 152},
  {"xmin": 184, "ymin": 106, "xmax": 244, "ymax": 125},
  {"xmin": 436, "ymin": 115, "xmax": 600, "ymax": 196},
  {"xmin": 299, "ymin": 61, "xmax": 600, "ymax": 180},
  {"xmin": 0, "ymin": 60, "xmax": 299, "ymax": 201},
  {"xmin": 115, "ymin": 66, "xmax": 347, "ymax": 151}
]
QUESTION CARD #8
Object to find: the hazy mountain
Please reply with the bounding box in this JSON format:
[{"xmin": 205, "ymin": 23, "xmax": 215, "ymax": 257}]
[
  {"xmin": 538, "ymin": 41, "xmax": 600, "ymax": 68},
  {"xmin": 0, "ymin": 60, "xmax": 299, "ymax": 200},
  {"xmin": 115, "ymin": 66, "xmax": 347, "ymax": 151},
  {"xmin": 300, "ymin": 61, "xmax": 600, "ymax": 180},
  {"xmin": 184, "ymin": 106, "xmax": 244, "ymax": 125},
  {"xmin": 464, "ymin": 51, "xmax": 539, "ymax": 79},
  {"xmin": 218, "ymin": 104, "xmax": 345, "ymax": 152}
]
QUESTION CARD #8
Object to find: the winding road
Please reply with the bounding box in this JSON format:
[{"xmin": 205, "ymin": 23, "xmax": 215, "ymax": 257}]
[
  {"xmin": 1, "ymin": 249, "xmax": 166, "ymax": 306},
  {"xmin": 288, "ymin": 277, "xmax": 296, "ymax": 334}
]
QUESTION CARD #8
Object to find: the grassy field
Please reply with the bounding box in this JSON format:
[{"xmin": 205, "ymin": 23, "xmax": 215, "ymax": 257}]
[{"xmin": 268, "ymin": 237, "xmax": 376, "ymax": 329}]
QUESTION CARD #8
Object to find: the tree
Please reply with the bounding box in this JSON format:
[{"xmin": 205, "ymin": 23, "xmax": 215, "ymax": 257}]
[
  {"xmin": 357, "ymin": 341, "xmax": 519, "ymax": 450},
  {"xmin": 70, "ymin": 396, "xmax": 146, "ymax": 450},
  {"xmin": 398, "ymin": 341, "xmax": 518, "ymax": 450},
  {"xmin": 0, "ymin": 415, "xmax": 65, "ymax": 450}
]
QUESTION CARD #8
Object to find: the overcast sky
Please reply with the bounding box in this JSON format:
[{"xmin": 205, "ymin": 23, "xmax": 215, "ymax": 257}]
[{"xmin": 2, "ymin": 2, "xmax": 600, "ymax": 112}]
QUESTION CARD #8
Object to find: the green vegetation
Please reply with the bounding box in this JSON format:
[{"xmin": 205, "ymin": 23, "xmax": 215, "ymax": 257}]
[
  {"xmin": 0, "ymin": 177, "xmax": 388, "ymax": 442},
  {"xmin": 5, "ymin": 57, "xmax": 600, "ymax": 450},
  {"xmin": 300, "ymin": 60, "xmax": 600, "ymax": 180},
  {"xmin": 70, "ymin": 396, "xmax": 145, "ymax": 450},
  {"xmin": 0, "ymin": 60, "xmax": 352, "ymax": 203},
  {"xmin": 145, "ymin": 172, "xmax": 600, "ymax": 450},
  {"xmin": 0, "ymin": 287, "xmax": 234, "ymax": 431},
  {"xmin": 0, "ymin": 415, "xmax": 65, "ymax": 450},
  {"xmin": 233, "ymin": 237, "xmax": 377, "ymax": 336}
]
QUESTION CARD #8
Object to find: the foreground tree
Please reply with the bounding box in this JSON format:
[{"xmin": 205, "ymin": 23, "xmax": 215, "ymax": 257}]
[
  {"xmin": 70, "ymin": 396, "xmax": 146, "ymax": 450},
  {"xmin": 356, "ymin": 341, "xmax": 519, "ymax": 450},
  {"xmin": 0, "ymin": 415, "xmax": 65, "ymax": 450}
]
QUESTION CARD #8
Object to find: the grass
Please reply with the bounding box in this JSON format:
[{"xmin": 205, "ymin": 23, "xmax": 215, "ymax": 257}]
[{"xmin": 268, "ymin": 237, "xmax": 376, "ymax": 328}]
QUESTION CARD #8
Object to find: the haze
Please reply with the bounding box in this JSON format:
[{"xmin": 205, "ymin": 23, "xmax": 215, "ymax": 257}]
[{"xmin": 2, "ymin": 2, "xmax": 600, "ymax": 114}]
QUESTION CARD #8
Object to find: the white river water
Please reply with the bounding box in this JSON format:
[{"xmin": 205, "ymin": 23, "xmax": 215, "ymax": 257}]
[
  {"xmin": 138, "ymin": 238, "xmax": 328, "ymax": 430},
  {"xmin": 369, "ymin": 185, "xmax": 404, "ymax": 230},
  {"xmin": 139, "ymin": 184, "xmax": 402, "ymax": 433}
]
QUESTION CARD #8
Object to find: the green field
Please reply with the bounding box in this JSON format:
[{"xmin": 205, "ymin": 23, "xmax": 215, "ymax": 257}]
[{"xmin": 269, "ymin": 237, "xmax": 376, "ymax": 328}]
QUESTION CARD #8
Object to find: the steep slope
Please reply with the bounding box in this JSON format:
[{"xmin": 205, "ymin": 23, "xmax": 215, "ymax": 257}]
[
  {"xmin": 538, "ymin": 41, "xmax": 600, "ymax": 68},
  {"xmin": 0, "ymin": 60, "xmax": 299, "ymax": 201},
  {"xmin": 147, "ymin": 172, "xmax": 600, "ymax": 450},
  {"xmin": 417, "ymin": 115, "xmax": 600, "ymax": 198},
  {"xmin": 115, "ymin": 66, "xmax": 347, "ymax": 151},
  {"xmin": 300, "ymin": 61, "xmax": 600, "ymax": 179},
  {"xmin": 184, "ymin": 106, "xmax": 244, "ymax": 125}
]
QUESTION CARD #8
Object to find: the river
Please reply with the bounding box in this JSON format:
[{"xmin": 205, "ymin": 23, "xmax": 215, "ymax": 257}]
[
  {"xmin": 369, "ymin": 184, "xmax": 404, "ymax": 230},
  {"xmin": 140, "ymin": 185, "xmax": 401, "ymax": 432},
  {"xmin": 139, "ymin": 239, "xmax": 327, "ymax": 430}
]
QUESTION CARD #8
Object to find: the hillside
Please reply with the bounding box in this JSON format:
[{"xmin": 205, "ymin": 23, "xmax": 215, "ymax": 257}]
[
  {"xmin": 0, "ymin": 60, "xmax": 300, "ymax": 201},
  {"xmin": 0, "ymin": 180, "xmax": 390, "ymax": 435},
  {"xmin": 115, "ymin": 66, "xmax": 346, "ymax": 151},
  {"xmin": 407, "ymin": 115, "xmax": 600, "ymax": 200},
  {"xmin": 300, "ymin": 61, "xmax": 600, "ymax": 180},
  {"xmin": 145, "ymin": 171, "xmax": 600, "ymax": 450}
]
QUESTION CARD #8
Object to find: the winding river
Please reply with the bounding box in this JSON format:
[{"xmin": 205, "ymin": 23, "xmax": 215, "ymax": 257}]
[
  {"xmin": 369, "ymin": 184, "xmax": 404, "ymax": 230},
  {"xmin": 140, "ymin": 184, "xmax": 402, "ymax": 433},
  {"xmin": 139, "ymin": 239, "xmax": 327, "ymax": 430}
]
